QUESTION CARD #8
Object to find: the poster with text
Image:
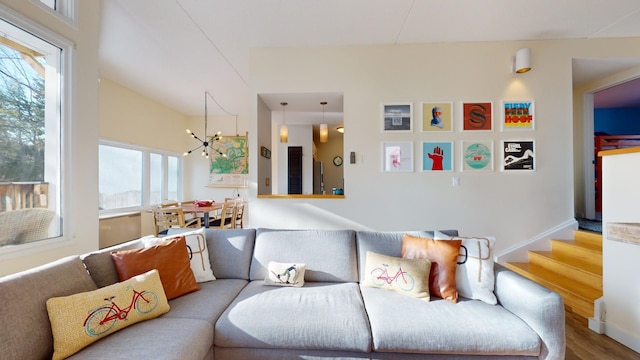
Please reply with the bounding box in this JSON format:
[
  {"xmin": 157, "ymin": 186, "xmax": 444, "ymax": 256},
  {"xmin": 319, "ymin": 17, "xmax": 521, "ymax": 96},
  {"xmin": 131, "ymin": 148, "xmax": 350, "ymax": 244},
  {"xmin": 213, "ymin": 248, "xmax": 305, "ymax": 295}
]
[
  {"xmin": 502, "ymin": 140, "xmax": 535, "ymax": 171},
  {"xmin": 382, "ymin": 103, "xmax": 413, "ymax": 132},
  {"xmin": 501, "ymin": 100, "xmax": 534, "ymax": 131}
]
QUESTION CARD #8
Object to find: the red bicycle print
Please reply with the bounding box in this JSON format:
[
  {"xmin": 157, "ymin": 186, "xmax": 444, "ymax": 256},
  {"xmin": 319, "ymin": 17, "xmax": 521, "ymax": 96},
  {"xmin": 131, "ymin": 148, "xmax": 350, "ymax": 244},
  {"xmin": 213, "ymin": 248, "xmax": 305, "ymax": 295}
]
[
  {"xmin": 371, "ymin": 263, "xmax": 415, "ymax": 292},
  {"xmin": 83, "ymin": 287, "xmax": 159, "ymax": 336}
]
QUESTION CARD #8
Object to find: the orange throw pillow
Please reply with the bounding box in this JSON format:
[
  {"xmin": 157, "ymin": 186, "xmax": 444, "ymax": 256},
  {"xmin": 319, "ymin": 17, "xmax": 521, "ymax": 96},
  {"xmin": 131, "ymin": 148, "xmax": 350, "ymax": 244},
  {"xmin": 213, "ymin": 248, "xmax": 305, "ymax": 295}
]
[
  {"xmin": 111, "ymin": 236, "xmax": 199, "ymax": 300},
  {"xmin": 402, "ymin": 234, "xmax": 461, "ymax": 303}
]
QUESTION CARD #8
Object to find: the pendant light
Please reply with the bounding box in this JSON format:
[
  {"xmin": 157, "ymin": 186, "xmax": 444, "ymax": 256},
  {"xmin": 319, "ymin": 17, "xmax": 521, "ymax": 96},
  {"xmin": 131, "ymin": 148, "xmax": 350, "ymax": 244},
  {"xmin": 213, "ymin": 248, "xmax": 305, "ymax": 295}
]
[
  {"xmin": 184, "ymin": 91, "xmax": 225, "ymax": 158},
  {"xmin": 279, "ymin": 102, "xmax": 288, "ymax": 143},
  {"xmin": 319, "ymin": 101, "xmax": 328, "ymax": 143}
]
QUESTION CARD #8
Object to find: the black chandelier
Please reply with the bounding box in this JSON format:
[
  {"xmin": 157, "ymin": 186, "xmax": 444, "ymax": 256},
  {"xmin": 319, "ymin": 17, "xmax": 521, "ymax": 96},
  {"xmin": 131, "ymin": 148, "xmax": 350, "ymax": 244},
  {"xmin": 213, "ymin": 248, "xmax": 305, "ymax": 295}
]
[{"xmin": 184, "ymin": 91, "xmax": 226, "ymax": 159}]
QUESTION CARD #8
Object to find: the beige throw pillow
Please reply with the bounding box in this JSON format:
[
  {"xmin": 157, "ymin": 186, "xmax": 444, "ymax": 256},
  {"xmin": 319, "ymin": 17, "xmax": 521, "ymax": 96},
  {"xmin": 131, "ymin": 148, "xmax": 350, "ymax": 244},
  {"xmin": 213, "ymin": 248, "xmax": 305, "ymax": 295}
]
[
  {"xmin": 46, "ymin": 269, "xmax": 170, "ymax": 360},
  {"xmin": 363, "ymin": 251, "xmax": 432, "ymax": 301}
]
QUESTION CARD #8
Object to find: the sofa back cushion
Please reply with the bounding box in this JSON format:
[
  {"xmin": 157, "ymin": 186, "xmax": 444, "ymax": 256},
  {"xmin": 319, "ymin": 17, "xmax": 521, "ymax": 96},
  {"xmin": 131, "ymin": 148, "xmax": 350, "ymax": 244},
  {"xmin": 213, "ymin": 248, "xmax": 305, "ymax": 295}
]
[
  {"xmin": 355, "ymin": 230, "xmax": 458, "ymax": 282},
  {"xmin": 81, "ymin": 239, "xmax": 144, "ymax": 288},
  {"xmin": 250, "ymin": 229, "xmax": 358, "ymax": 282},
  {"xmin": 168, "ymin": 228, "xmax": 256, "ymax": 280},
  {"xmin": 0, "ymin": 256, "xmax": 98, "ymax": 360}
]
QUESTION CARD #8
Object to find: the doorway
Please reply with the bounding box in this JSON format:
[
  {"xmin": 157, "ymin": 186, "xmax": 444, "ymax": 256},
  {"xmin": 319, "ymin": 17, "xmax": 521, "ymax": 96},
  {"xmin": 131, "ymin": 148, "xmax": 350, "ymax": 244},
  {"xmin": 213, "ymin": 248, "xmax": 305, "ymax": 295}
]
[{"xmin": 288, "ymin": 146, "xmax": 302, "ymax": 194}]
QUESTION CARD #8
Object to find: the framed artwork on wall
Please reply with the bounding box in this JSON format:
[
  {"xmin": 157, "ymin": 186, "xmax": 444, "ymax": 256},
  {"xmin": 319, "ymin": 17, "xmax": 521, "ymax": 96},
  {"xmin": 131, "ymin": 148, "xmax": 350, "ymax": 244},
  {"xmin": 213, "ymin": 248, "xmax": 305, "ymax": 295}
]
[
  {"xmin": 462, "ymin": 101, "xmax": 493, "ymax": 132},
  {"xmin": 382, "ymin": 103, "xmax": 413, "ymax": 132},
  {"xmin": 501, "ymin": 140, "xmax": 535, "ymax": 171},
  {"xmin": 422, "ymin": 141, "xmax": 453, "ymax": 172},
  {"xmin": 421, "ymin": 102, "xmax": 453, "ymax": 132},
  {"xmin": 461, "ymin": 140, "xmax": 493, "ymax": 171},
  {"xmin": 501, "ymin": 100, "xmax": 534, "ymax": 131},
  {"xmin": 382, "ymin": 141, "xmax": 413, "ymax": 172},
  {"xmin": 207, "ymin": 132, "xmax": 249, "ymax": 187}
]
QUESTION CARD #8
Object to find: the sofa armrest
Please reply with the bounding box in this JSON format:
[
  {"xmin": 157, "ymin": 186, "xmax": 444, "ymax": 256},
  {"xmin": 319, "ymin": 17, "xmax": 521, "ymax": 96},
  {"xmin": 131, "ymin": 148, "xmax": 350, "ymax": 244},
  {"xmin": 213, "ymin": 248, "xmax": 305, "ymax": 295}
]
[{"xmin": 494, "ymin": 264, "xmax": 566, "ymax": 360}]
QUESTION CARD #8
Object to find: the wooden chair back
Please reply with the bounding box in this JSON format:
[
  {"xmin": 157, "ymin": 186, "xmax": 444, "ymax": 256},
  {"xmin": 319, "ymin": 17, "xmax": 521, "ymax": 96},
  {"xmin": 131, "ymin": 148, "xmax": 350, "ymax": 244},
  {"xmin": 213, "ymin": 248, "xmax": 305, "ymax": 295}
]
[
  {"xmin": 209, "ymin": 201, "xmax": 237, "ymax": 229},
  {"xmin": 151, "ymin": 207, "xmax": 201, "ymax": 236}
]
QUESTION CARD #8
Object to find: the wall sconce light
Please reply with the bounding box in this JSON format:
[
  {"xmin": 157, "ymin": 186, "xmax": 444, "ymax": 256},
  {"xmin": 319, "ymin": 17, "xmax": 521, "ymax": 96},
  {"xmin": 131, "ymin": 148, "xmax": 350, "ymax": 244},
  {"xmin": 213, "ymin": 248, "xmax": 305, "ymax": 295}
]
[
  {"xmin": 513, "ymin": 47, "xmax": 531, "ymax": 74},
  {"xmin": 319, "ymin": 101, "xmax": 328, "ymax": 143},
  {"xmin": 337, "ymin": 126, "xmax": 344, "ymax": 133},
  {"xmin": 279, "ymin": 102, "xmax": 288, "ymax": 143}
]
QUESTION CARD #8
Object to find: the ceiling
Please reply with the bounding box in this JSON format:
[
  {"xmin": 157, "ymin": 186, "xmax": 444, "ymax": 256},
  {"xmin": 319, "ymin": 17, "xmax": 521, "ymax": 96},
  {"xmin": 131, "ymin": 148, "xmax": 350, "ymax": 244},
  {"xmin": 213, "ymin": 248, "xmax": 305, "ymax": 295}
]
[{"xmin": 99, "ymin": 0, "xmax": 640, "ymax": 120}]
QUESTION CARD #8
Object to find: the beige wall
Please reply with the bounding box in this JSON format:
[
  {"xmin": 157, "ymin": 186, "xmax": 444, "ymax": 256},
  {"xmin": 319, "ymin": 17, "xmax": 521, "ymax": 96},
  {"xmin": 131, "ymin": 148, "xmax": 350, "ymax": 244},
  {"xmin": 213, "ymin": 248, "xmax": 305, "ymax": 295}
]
[
  {"xmin": 249, "ymin": 39, "xmax": 640, "ymax": 252},
  {"xmin": 99, "ymin": 78, "xmax": 187, "ymax": 153},
  {"xmin": 0, "ymin": 0, "xmax": 100, "ymax": 275}
]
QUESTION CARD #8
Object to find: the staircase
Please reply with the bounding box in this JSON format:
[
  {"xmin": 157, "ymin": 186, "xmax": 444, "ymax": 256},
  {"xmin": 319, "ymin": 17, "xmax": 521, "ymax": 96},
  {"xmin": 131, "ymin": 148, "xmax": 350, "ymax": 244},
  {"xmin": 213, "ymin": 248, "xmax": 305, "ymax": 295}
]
[{"xmin": 506, "ymin": 230, "xmax": 602, "ymax": 320}]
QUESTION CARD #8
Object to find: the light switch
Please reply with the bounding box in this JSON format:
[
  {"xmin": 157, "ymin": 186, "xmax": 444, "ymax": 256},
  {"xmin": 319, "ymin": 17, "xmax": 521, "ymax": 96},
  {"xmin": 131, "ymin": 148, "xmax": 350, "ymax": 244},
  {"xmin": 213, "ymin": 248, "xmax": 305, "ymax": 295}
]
[{"xmin": 452, "ymin": 176, "xmax": 460, "ymax": 187}]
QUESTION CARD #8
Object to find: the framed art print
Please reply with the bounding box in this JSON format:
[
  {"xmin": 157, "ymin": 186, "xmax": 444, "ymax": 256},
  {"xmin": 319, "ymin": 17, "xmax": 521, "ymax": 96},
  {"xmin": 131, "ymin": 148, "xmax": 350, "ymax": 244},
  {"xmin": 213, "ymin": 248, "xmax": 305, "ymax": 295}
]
[
  {"xmin": 382, "ymin": 141, "xmax": 413, "ymax": 172},
  {"xmin": 501, "ymin": 100, "xmax": 534, "ymax": 131},
  {"xmin": 462, "ymin": 141, "xmax": 493, "ymax": 171},
  {"xmin": 382, "ymin": 103, "xmax": 412, "ymax": 132},
  {"xmin": 502, "ymin": 140, "xmax": 535, "ymax": 171},
  {"xmin": 422, "ymin": 141, "xmax": 453, "ymax": 172},
  {"xmin": 421, "ymin": 102, "xmax": 453, "ymax": 132},
  {"xmin": 462, "ymin": 101, "xmax": 493, "ymax": 131}
]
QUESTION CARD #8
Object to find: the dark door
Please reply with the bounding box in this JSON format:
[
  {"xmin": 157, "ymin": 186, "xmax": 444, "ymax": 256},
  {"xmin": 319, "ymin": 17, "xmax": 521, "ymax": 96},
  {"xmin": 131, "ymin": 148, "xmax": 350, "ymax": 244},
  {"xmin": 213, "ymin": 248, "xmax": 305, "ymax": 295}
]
[{"xmin": 288, "ymin": 146, "xmax": 302, "ymax": 194}]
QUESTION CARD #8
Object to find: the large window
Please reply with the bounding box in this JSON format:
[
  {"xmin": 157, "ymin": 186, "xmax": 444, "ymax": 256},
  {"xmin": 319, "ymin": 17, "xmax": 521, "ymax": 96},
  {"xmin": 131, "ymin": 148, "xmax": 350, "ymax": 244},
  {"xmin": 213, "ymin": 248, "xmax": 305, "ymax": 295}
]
[
  {"xmin": 0, "ymin": 6, "xmax": 67, "ymax": 251},
  {"xmin": 33, "ymin": 0, "xmax": 77, "ymax": 27},
  {"xmin": 99, "ymin": 141, "xmax": 182, "ymax": 214}
]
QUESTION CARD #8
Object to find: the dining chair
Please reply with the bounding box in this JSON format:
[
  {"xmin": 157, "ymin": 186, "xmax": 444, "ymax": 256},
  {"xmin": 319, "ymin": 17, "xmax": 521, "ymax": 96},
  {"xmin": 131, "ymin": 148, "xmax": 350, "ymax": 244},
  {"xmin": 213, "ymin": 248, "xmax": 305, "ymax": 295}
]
[
  {"xmin": 224, "ymin": 198, "xmax": 245, "ymax": 229},
  {"xmin": 208, "ymin": 201, "xmax": 236, "ymax": 229},
  {"xmin": 151, "ymin": 207, "xmax": 201, "ymax": 236},
  {"xmin": 233, "ymin": 201, "xmax": 245, "ymax": 229}
]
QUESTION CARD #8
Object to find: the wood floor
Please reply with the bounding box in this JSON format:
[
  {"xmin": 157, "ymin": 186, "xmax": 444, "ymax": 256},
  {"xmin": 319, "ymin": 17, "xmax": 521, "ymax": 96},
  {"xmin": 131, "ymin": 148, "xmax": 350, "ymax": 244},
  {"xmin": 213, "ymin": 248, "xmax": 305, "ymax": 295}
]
[{"xmin": 566, "ymin": 311, "xmax": 640, "ymax": 360}]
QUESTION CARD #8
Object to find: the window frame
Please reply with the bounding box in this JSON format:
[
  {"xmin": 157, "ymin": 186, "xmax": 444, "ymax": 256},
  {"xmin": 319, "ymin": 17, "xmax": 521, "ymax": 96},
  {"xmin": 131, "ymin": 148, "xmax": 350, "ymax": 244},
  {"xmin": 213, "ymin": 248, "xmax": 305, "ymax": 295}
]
[
  {"xmin": 99, "ymin": 139, "xmax": 183, "ymax": 217},
  {"xmin": 0, "ymin": 2, "xmax": 73, "ymax": 256},
  {"xmin": 30, "ymin": 0, "xmax": 78, "ymax": 29}
]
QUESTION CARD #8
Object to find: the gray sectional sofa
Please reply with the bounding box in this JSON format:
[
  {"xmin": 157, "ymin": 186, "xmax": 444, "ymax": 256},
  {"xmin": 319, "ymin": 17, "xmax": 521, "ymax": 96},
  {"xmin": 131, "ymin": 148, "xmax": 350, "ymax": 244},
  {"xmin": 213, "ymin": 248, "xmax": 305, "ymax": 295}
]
[{"xmin": 0, "ymin": 228, "xmax": 566, "ymax": 360}]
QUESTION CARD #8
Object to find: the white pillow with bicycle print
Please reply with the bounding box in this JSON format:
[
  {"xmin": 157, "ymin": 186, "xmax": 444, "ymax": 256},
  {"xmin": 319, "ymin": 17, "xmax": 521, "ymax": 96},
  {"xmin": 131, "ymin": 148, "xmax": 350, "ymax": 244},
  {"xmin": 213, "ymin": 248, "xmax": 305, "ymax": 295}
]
[
  {"xmin": 46, "ymin": 269, "xmax": 170, "ymax": 360},
  {"xmin": 265, "ymin": 262, "xmax": 306, "ymax": 287},
  {"xmin": 363, "ymin": 251, "xmax": 432, "ymax": 301}
]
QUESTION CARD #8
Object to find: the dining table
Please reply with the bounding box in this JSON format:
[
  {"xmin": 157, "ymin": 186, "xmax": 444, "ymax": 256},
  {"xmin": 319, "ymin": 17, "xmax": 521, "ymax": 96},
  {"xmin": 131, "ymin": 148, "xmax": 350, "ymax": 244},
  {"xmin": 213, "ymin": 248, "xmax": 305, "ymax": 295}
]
[{"xmin": 181, "ymin": 202, "xmax": 223, "ymax": 228}]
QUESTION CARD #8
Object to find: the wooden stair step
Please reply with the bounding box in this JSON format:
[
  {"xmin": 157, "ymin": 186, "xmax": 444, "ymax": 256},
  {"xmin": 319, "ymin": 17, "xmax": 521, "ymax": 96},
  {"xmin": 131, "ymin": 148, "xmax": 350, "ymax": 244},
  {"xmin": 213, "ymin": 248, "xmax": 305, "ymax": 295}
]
[
  {"xmin": 528, "ymin": 251, "xmax": 602, "ymax": 291},
  {"xmin": 573, "ymin": 230, "xmax": 603, "ymax": 249},
  {"xmin": 550, "ymin": 240, "xmax": 602, "ymax": 267},
  {"xmin": 505, "ymin": 262, "xmax": 602, "ymax": 319}
]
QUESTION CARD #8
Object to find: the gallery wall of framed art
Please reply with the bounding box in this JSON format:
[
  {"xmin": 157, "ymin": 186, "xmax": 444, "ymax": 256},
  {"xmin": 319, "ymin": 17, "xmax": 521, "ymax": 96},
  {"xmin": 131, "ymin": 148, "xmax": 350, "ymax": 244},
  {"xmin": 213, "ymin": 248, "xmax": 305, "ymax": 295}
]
[{"xmin": 379, "ymin": 100, "xmax": 536, "ymax": 173}]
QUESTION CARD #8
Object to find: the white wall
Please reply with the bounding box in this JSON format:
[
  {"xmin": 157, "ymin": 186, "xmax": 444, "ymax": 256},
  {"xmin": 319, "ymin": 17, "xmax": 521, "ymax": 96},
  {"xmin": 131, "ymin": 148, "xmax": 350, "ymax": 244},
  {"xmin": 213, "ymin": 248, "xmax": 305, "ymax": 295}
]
[
  {"xmin": 248, "ymin": 39, "xmax": 640, "ymax": 255},
  {"xmin": 0, "ymin": 0, "xmax": 100, "ymax": 276},
  {"xmin": 600, "ymin": 150, "xmax": 640, "ymax": 352}
]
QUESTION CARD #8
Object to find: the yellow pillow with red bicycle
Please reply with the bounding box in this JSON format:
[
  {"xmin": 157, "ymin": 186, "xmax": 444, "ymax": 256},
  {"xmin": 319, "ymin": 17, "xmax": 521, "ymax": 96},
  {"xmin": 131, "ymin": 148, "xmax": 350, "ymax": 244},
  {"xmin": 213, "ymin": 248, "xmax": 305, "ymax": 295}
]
[
  {"xmin": 46, "ymin": 269, "xmax": 170, "ymax": 360},
  {"xmin": 363, "ymin": 251, "xmax": 432, "ymax": 301}
]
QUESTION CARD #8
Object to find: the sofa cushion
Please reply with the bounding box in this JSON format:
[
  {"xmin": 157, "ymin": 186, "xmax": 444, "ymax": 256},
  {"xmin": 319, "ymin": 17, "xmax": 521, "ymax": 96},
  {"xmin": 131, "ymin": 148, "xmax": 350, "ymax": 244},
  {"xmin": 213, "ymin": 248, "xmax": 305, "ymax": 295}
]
[
  {"xmin": 81, "ymin": 239, "xmax": 143, "ymax": 288},
  {"xmin": 0, "ymin": 256, "xmax": 98, "ymax": 360},
  {"xmin": 264, "ymin": 262, "xmax": 306, "ymax": 287},
  {"xmin": 162, "ymin": 278, "xmax": 247, "ymax": 325},
  {"xmin": 46, "ymin": 269, "xmax": 170, "ymax": 360},
  {"xmin": 402, "ymin": 234, "xmax": 462, "ymax": 303},
  {"xmin": 66, "ymin": 317, "xmax": 213, "ymax": 360},
  {"xmin": 215, "ymin": 281, "xmax": 371, "ymax": 352},
  {"xmin": 251, "ymin": 229, "xmax": 357, "ymax": 282},
  {"xmin": 363, "ymin": 251, "xmax": 431, "ymax": 301},
  {"xmin": 167, "ymin": 228, "xmax": 256, "ymax": 280},
  {"xmin": 111, "ymin": 236, "xmax": 199, "ymax": 300},
  {"xmin": 360, "ymin": 285, "xmax": 541, "ymax": 356}
]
